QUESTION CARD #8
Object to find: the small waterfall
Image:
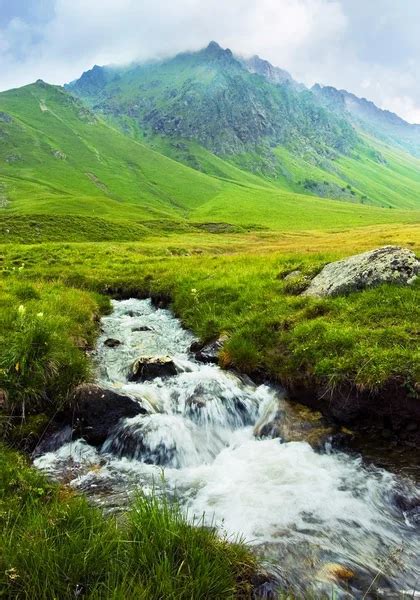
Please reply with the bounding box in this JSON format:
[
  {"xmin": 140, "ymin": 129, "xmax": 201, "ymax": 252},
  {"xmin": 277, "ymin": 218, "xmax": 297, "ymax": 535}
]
[{"xmin": 34, "ymin": 298, "xmax": 420, "ymax": 598}]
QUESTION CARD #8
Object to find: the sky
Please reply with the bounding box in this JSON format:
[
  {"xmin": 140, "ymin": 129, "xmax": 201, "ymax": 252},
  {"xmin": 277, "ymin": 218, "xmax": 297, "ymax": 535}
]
[{"xmin": 1, "ymin": 0, "xmax": 420, "ymax": 123}]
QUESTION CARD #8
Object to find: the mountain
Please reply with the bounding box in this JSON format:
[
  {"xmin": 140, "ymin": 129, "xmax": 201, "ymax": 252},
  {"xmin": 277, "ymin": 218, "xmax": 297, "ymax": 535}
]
[
  {"xmin": 1, "ymin": 79, "xmax": 417, "ymax": 243},
  {"xmin": 312, "ymin": 83, "xmax": 420, "ymax": 158},
  {"xmin": 66, "ymin": 42, "xmax": 420, "ymax": 210},
  {"xmin": 67, "ymin": 42, "xmax": 356, "ymax": 165}
]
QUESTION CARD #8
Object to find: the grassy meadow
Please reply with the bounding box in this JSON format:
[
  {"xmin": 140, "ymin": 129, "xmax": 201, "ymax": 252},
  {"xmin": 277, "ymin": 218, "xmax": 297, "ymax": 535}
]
[
  {"xmin": 0, "ymin": 445, "xmax": 257, "ymax": 599},
  {"xmin": 1, "ymin": 224, "xmax": 418, "ymax": 425}
]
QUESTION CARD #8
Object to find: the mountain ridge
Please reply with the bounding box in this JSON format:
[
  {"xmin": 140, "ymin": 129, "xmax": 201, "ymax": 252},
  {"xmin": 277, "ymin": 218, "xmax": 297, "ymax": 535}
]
[
  {"xmin": 66, "ymin": 41, "xmax": 357, "ymax": 160},
  {"xmin": 64, "ymin": 42, "xmax": 420, "ymax": 209},
  {"xmin": 312, "ymin": 83, "xmax": 420, "ymax": 158},
  {"xmin": 68, "ymin": 41, "xmax": 420, "ymax": 147}
]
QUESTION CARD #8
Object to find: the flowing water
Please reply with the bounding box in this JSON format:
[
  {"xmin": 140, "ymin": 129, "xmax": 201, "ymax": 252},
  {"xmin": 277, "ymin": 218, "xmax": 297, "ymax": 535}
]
[{"xmin": 34, "ymin": 299, "xmax": 420, "ymax": 598}]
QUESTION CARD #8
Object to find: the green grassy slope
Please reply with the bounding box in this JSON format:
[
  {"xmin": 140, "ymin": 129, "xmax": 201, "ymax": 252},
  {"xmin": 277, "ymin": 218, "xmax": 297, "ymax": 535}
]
[
  {"xmin": 262, "ymin": 140, "xmax": 420, "ymax": 209},
  {"xmin": 0, "ymin": 81, "xmax": 419, "ymax": 243},
  {"xmin": 190, "ymin": 185, "xmax": 420, "ymax": 230},
  {"xmin": 337, "ymin": 135, "xmax": 420, "ymax": 209},
  {"xmin": 0, "ymin": 82, "xmax": 227, "ymax": 221},
  {"xmin": 139, "ymin": 126, "xmax": 420, "ymax": 211}
]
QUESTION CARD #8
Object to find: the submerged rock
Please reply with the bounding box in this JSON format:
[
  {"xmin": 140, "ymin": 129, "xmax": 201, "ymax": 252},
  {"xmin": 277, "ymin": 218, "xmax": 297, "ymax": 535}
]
[
  {"xmin": 32, "ymin": 425, "xmax": 73, "ymax": 457},
  {"xmin": 129, "ymin": 356, "xmax": 178, "ymax": 381},
  {"xmin": 303, "ymin": 245, "xmax": 419, "ymax": 297},
  {"xmin": 192, "ymin": 335, "xmax": 229, "ymax": 364},
  {"xmin": 254, "ymin": 399, "xmax": 334, "ymax": 449},
  {"xmin": 69, "ymin": 384, "xmax": 146, "ymax": 446},
  {"xmin": 104, "ymin": 338, "xmax": 121, "ymax": 348},
  {"xmin": 317, "ymin": 563, "xmax": 355, "ymax": 582},
  {"xmin": 394, "ymin": 492, "xmax": 420, "ymax": 526}
]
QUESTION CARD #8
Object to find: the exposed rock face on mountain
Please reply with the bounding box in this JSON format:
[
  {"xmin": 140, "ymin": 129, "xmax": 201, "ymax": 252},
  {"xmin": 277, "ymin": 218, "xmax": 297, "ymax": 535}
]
[
  {"xmin": 312, "ymin": 83, "xmax": 420, "ymax": 158},
  {"xmin": 238, "ymin": 54, "xmax": 295, "ymax": 86},
  {"xmin": 67, "ymin": 42, "xmax": 357, "ymax": 160},
  {"xmin": 303, "ymin": 246, "xmax": 419, "ymax": 297}
]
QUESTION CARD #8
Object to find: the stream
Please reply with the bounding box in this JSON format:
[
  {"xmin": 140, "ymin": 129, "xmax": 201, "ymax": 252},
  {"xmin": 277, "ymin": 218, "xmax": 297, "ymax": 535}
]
[{"xmin": 34, "ymin": 299, "xmax": 420, "ymax": 598}]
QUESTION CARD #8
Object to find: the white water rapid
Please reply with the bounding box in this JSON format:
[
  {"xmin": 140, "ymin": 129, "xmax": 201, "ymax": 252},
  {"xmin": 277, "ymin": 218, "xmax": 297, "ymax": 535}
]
[{"xmin": 34, "ymin": 299, "xmax": 420, "ymax": 598}]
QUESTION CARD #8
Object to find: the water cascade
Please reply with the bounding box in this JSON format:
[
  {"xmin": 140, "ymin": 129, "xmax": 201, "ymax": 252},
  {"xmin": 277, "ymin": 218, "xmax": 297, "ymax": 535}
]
[{"xmin": 34, "ymin": 299, "xmax": 420, "ymax": 598}]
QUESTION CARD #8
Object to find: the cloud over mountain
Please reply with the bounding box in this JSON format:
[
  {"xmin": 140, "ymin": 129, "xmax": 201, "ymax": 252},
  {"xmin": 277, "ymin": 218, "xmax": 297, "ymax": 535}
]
[{"xmin": 1, "ymin": 0, "xmax": 420, "ymax": 123}]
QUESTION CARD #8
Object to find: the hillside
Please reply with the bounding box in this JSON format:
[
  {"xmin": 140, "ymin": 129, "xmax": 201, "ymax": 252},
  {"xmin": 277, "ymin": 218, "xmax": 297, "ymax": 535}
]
[
  {"xmin": 66, "ymin": 43, "xmax": 420, "ymax": 210},
  {"xmin": 1, "ymin": 80, "xmax": 418, "ymax": 242},
  {"xmin": 0, "ymin": 81, "xmax": 227, "ymax": 221}
]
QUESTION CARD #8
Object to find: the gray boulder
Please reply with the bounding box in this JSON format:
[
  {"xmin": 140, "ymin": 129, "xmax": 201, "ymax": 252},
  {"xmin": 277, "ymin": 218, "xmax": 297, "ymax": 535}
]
[
  {"xmin": 129, "ymin": 356, "xmax": 178, "ymax": 381},
  {"xmin": 303, "ymin": 246, "xmax": 419, "ymax": 297}
]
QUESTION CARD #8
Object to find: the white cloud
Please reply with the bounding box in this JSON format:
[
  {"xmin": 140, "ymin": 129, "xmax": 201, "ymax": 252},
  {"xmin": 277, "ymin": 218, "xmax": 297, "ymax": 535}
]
[{"xmin": 0, "ymin": 0, "xmax": 419, "ymax": 123}]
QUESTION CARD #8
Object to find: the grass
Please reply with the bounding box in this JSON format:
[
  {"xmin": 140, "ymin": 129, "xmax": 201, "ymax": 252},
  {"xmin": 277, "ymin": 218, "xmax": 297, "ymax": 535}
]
[
  {"xmin": 1, "ymin": 66, "xmax": 419, "ymax": 600},
  {"xmin": 0, "ymin": 445, "xmax": 257, "ymax": 599},
  {"xmin": 0, "ymin": 279, "xmax": 107, "ymax": 445},
  {"xmin": 0, "ymin": 227, "xmax": 418, "ymax": 425}
]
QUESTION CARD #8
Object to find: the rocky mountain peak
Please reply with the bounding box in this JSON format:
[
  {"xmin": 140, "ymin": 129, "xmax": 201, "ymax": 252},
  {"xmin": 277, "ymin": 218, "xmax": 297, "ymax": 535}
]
[
  {"xmin": 243, "ymin": 54, "xmax": 292, "ymax": 84},
  {"xmin": 202, "ymin": 41, "xmax": 234, "ymax": 61}
]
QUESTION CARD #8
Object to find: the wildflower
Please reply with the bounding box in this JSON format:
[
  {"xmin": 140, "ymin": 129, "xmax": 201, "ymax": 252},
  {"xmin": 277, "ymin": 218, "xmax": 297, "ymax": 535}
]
[
  {"xmin": 18, "ymin": 304, "xmax": 25, "ymax": 316},
  {"xmin": 191, "ymin": 288, "xmax": 198, "ymax": 295},
  {"xmin": 36, "ymin": 312, "xmax": 44, "ymax": 318},
  {"xmin": 6, "ymin": 567, "xmax": 19, "ymax": 581}
]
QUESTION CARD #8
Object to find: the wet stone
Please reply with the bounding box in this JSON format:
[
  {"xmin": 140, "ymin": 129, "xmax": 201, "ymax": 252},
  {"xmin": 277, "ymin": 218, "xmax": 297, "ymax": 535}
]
[
  {"xmin": 104, "ymin": 338, "xmax": 121, "ymax": 348},
  {"xmin": 69, "ymin": 383, "xmax": 147, "ymax": 446},
  {"xmin": 129, "ymin": 356, "xmax": 178, "ymax": 381}
]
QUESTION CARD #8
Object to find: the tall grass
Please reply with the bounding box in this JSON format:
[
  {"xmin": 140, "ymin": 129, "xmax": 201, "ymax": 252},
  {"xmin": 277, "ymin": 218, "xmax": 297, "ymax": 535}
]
[
  {"xmin": 0, "ymin": 446, "xmax": 257, "ymax": 600},
  {"xmin": 0, "ymin": 280, "xmax": 106, "ymax": 446}
]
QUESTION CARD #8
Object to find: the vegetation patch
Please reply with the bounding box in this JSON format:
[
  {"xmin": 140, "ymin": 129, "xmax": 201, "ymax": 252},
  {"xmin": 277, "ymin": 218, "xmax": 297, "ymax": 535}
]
[
  {"xmin": 0, "ymin": 445, "xmax": 258, "ymax": 599},
  {"xmin": 0, "ymin": 235, "xmax": 417, "ymax": 428}
]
